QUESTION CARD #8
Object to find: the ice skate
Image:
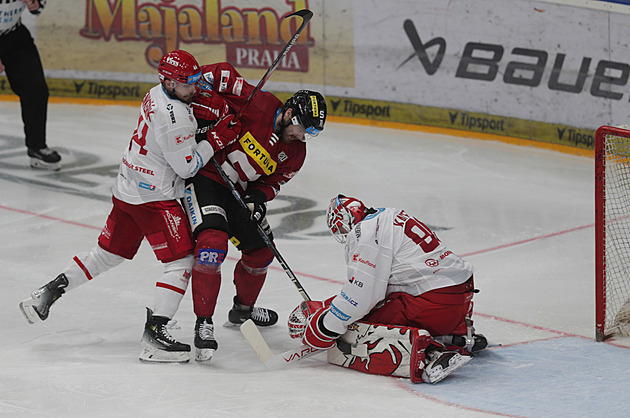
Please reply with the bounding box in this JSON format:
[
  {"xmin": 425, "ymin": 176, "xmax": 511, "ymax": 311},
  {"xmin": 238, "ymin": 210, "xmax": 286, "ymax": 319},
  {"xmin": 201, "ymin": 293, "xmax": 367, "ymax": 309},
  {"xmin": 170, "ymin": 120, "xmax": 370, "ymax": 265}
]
[
  {"xmin": 194, "ymin": 317, "xmax": 218, "ymax": 361},
  {"xmin": 437, "ymin": 333, "xmax": 488, "ymax": 354},
  {"xmin": 28, "ymin": 147, "xmax": 61, "ymax": 171},
  {"xmin": 19, "ymin": 273, "xmax": 68, "ymax": 324},
  {"xmin": 139, "ymin": 308, "xmax": 190, "ymax": 363},
  {"xmin": 421, "ymin": 348, "xmax": 471, "ymax": 384},
  {"xmin": 225, "ymin": 296, "xmax": 278, "ymax": 327}
]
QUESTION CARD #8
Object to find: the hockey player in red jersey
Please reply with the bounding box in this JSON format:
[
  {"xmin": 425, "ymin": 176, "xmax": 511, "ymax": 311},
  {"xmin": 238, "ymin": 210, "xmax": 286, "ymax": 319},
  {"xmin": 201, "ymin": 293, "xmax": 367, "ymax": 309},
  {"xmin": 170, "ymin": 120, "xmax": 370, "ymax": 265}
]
[
  {"xmin": 287, "ymin": 195, "xmax": 488, "ymax": 383},
  {"xmin": 18, "ymin": 50, "xmax": 241, "ymax": 363},
  {"xmin": 183, "ymin": 62, "xmax": 327, "ymax": 361}
]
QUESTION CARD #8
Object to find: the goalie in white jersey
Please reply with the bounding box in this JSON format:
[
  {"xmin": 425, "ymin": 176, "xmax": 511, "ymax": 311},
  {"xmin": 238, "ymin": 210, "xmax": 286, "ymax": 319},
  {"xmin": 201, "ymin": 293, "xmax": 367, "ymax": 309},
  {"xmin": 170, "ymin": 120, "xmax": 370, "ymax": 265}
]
[
  {"xmin": 19, "ymin": 50, "xmax": 241, "ymax": 363},
  {"xmin": 288, "ymin": 195, "xmax": 488, "ymax": 383}
]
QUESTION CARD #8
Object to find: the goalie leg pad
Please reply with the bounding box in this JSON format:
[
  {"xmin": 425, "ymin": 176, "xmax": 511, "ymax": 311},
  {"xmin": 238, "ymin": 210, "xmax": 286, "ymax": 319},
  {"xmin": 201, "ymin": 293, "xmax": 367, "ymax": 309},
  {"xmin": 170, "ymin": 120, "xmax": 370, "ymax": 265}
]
[{"xmin": 327, "ymin": 322, "xmax": 431, "ymax": 378}]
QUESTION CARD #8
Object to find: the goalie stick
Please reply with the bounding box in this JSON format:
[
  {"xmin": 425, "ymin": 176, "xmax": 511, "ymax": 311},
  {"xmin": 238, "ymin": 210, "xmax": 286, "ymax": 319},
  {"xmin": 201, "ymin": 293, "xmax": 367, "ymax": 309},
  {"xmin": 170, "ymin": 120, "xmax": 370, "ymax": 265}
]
[
  {"xmin": 240, "ymin": 319, "xmax": 371, "ymax": 369},
  {"xmin": 240, "ymin": 319, "xmax": 322, "ymax": 368},
  {"xmin": 211, "ymin": 9, "xmax": 313, "ymax": 302}
]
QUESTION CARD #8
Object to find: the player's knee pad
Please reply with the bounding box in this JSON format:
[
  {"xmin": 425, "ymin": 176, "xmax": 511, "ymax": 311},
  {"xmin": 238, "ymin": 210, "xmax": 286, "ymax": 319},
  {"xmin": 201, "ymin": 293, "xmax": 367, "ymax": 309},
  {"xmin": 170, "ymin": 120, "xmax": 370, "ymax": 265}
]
[
  {"xmin": 240, "ymin": 246, "xmax": 273, "ymax": 275},
  {"xmin": 194, "ymin": 229, "xmax": 228, "ymax": 274}
]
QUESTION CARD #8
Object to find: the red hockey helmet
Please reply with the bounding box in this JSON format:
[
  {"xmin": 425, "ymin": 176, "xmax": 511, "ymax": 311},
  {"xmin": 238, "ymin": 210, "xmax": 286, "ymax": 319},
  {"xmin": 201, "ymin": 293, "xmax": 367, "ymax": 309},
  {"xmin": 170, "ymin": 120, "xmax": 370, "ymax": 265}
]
[
  {"xmin": 158, "ymin": 50, "xmax": 201, "ymax": 84},
  {"xmin": 326, "ymin": 195, "xmax": 367, "ymax": 243}
]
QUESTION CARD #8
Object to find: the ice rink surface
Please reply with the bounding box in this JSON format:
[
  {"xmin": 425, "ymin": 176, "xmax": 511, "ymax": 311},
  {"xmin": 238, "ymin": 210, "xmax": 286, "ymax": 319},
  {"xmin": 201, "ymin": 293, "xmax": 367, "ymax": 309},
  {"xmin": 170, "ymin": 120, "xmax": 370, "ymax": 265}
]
[{"xmin": 1, "ymin": 99, "xmax": 629, "ymax": 417}]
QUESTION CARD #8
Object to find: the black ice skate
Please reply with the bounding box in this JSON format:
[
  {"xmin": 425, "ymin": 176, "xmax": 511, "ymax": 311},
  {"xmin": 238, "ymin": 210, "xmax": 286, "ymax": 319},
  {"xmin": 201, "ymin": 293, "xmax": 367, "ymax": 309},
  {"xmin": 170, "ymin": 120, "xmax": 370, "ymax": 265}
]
[
  {"xmin": 139, "ymin": 308, "xmax": 190, "ymax": 363},
  {"xmin": 19, "ymin": 273, "xmax": 68, "ymax": 324},
  {"xmin": 421, "ymin": 348, "xmax": 471, "ymax": 384},
  {"xmin": 438, "ymin": 333, "xmax": 488, "ymax": 354},
  {"xmin": 28, "ymin": 147, "xmax": 61, "ymax": 171},
  {"xmin": 194, "ymin": 317, "xmax": 218, "ymax": 362},
  {"xmin": 225, "ymin": 296, "xmax": 278, "ymax": 327}
]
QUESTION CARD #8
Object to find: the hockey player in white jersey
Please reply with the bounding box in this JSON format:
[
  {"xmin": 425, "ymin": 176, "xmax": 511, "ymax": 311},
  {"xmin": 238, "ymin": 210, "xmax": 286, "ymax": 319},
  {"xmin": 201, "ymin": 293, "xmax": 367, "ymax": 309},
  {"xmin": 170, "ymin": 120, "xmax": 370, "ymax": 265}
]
[
  {"xmin": 288, "ymin": 195, "xmax": 487, "ymax": 383},
  {"xmin": 19, "ymin": 50, "xmax": 241, "ymax": 363}
]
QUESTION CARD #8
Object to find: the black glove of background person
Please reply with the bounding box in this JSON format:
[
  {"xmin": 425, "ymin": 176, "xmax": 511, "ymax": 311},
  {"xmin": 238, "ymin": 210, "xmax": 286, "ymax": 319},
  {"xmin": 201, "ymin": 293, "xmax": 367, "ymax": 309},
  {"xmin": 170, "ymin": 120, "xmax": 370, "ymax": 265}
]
[{"xmin": 240, "ymin": 189, "xmax": 267, "ymax": 224}]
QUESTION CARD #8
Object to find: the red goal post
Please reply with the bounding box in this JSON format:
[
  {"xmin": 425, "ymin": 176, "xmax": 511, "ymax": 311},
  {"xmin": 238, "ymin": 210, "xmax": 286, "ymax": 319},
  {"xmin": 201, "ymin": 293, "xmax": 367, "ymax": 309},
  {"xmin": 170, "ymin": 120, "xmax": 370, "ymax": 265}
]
[{"xmin": 595, "ymin": 125, "xmax": 630, "ymax": 341}]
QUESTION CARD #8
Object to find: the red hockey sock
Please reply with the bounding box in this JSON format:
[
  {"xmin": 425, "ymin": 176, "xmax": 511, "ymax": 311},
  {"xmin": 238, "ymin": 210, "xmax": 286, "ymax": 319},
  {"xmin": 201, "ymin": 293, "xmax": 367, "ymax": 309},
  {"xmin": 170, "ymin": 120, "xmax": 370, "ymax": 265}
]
[
  {"xmin": 192, "ymin": 229, "xmax": 228, "ymax": 317},
  {"xmin": 233, "ymin": 246, "xmax": 273, "ymax": 306}
]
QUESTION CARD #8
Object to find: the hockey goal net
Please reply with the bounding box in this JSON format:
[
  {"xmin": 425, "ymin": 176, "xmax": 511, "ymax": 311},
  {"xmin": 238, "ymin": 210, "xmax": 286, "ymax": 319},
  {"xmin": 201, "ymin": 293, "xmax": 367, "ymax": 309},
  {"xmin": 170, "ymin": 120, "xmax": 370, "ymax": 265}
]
[{"xmin": 595, "ymin": 125, "xmax": 630, "ymax": 341}]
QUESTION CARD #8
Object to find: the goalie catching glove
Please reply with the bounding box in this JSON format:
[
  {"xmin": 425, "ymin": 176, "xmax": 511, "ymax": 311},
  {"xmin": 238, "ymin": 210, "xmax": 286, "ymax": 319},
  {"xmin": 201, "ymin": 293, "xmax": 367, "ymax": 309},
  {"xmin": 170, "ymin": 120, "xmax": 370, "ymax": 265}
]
[{"xmin": 288, "ymin": 300, "xmax": 339, "ymax": 350}]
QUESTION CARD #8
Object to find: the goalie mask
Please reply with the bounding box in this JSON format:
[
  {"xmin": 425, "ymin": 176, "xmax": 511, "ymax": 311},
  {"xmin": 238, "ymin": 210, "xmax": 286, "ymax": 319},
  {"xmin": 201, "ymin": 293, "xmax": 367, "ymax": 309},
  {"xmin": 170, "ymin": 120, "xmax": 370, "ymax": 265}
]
[{"xmin": 326, "ymin": 195, "xmax": 367, "ymax": 243}]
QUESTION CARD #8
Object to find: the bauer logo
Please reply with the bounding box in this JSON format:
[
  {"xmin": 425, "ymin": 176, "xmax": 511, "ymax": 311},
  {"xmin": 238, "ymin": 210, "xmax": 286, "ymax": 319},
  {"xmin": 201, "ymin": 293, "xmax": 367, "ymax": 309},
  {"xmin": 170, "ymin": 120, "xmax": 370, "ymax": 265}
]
[
  {"xmin": 197, "ymin": 249, "xmax": 226, "ymax": 266},
  {"xmin": 400, "ymin": 18, "xmax": 630, "ymax": 103}
]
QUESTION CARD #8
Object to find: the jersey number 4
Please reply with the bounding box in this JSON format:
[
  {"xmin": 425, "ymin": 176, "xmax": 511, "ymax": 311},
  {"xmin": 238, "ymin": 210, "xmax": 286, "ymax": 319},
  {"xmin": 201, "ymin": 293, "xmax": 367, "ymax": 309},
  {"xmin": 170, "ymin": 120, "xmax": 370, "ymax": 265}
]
[{"xmin": 129, "ymin": 114, "xmax": 149, "ymax": 155}]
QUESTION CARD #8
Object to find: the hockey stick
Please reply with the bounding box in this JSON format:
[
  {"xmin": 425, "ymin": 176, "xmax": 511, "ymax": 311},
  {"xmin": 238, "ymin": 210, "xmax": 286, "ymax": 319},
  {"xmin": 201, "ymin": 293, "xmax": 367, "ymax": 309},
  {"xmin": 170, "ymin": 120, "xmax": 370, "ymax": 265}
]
[
  {"xmin": 211, "ymin": 9, "xmax": 313, "ymax": 302},
  {"xmin": 234, "ymin": 9, "xmax": 313, "ymax": 121},
  {"xmin": 240, "ymin": 319, "xmax": 323, "ymax": 369},
  {"xmin": 211, "ymin": 161, "xmax": 311, "ymax": 302},
  {"xmin": 240, "ymin": 319, "xmax": 373, "ymax": 369}
]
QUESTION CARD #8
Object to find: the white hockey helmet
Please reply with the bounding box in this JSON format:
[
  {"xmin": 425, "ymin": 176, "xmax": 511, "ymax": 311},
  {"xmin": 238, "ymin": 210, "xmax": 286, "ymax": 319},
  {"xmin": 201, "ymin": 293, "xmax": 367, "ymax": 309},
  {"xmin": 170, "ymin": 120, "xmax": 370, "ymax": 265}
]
[{"xmin": 326, "ymin": 194, "xmax": 367, "ymax": 243}]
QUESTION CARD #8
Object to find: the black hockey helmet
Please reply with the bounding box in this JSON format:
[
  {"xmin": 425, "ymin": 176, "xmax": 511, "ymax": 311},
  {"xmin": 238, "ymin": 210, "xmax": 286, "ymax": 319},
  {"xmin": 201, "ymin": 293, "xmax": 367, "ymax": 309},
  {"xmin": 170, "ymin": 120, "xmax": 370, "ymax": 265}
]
[{"xmin": 283, "ymin": 90, "xmax": 327, "ymax": 137}]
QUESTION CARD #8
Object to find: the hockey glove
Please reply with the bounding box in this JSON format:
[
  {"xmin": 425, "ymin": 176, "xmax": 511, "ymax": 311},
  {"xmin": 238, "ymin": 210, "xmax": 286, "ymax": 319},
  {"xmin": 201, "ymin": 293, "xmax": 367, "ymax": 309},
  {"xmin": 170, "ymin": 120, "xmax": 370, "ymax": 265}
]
[
  {"xmin": 240, "ymin": 189, "xmax": 267, "ymax": 224},
  {"xmin": 192, "ymin": 92, "xmax": 229, "ymax": 122},
  {"xmin": 302, "ymin": 307, "xmax": 339, "ymax": 350},
  {"xmin": 206, "ymin": 114, "xmax": 241, "ymax": 151},
  {"xmin": 288, "ymin": 300, "xmax": 326, "ymax": 339}
]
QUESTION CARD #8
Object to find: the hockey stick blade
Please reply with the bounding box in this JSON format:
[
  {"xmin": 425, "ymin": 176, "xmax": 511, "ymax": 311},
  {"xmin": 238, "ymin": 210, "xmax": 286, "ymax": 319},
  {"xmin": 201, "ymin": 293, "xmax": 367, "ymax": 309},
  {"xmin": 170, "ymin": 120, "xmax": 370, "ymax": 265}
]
[
  {"xmin": 240, "ymin": 319, "xmax": 323, "ymax": 369},
  {"xmin": 240, "ymin": 319, "xmax": 274, "ymax": 363}
]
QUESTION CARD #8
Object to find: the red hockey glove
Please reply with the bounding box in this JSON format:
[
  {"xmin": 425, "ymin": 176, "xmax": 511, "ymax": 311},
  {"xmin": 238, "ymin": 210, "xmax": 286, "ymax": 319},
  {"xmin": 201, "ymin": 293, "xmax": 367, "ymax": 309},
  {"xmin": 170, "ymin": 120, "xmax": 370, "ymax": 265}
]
[
  {"xmin": 302, "ymin": 306, "xmax": 339, "ymax": 350},
  {"xmin": 192, "ymin": 92, "xmax": 229, "ymax": 122},
  {"xmin": 288, "ymin": 300, "xmax": 325, "ymax": 339},
  {"xmin": 206, "ymin": 114, "xmax": 241, "ymax": 151}
]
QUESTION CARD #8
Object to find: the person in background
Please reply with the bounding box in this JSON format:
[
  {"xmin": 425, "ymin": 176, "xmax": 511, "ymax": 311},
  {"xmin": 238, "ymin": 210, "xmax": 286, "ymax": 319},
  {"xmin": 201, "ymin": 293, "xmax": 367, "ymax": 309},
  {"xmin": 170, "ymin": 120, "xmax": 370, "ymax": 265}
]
[
  {"xmin": 19, "ymin": 50, "xmax": 240, "ymax": 364},
  {"xmin": 0, "ymin": 0, "xmax": 61, "ymax": 170},
  {"xmin": 288, "ymin": 195, "xmax": 488, "ymax": 383}
]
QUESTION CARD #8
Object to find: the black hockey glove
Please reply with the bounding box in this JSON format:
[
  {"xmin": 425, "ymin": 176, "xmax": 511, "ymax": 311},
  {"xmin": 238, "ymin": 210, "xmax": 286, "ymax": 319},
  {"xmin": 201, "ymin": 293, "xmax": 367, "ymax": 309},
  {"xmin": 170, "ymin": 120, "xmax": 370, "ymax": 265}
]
[
  {"xmin": 240, "ymin": 189, "xmax": 267, "ymax": 224},
  {"xmin": 195, "ymin": 119, "xmax": 215, "ymax": 143}
]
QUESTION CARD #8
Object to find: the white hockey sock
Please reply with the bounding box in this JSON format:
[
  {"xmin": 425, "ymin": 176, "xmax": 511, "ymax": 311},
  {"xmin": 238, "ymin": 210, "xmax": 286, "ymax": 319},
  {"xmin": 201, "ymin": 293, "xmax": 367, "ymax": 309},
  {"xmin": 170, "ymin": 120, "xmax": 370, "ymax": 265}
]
[
  {"xmin": 62, "ymin": 245, "xmax": 125, "ymax": 291},
  {"xmin": 152, "ymin": 254, "xmax": 193, "ymax": 319}
]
